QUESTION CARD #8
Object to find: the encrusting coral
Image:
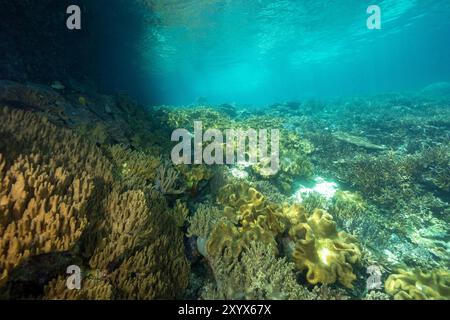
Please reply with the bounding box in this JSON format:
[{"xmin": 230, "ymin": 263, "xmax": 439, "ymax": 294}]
[
  {"xmin": 288, "ymin": 209, "xmax": 361, "ymax": 288},
  {"xmin": 385, "ymin": 268, "xmax": 450, "ymax": 300}
]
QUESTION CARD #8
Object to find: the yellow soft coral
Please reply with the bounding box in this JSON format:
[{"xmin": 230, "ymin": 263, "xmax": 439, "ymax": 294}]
[
  {"xmin": 206, "ymin": 183, "xmax": 287, "ymax": 262},
  {"xmin": 109, "ymin": 144, "xmax": 161, "ymax": 188},
  {"xmin": 176, "ymin": 164, "xmax": 212, "ymax": 193},
  {"xmin": 289, "ymin": 209, "xmax": 361, "ymax": 288},
  {"xmin": 44, "ymin": 275, "xmax": 113, "ymax": 300},
  {"xmin": 385, "ymin": 269, "xmax": 450, "ymax": 300},
  {"xmin": 0, "ymin": 153, "xmax": 92, "ymax": 286},
  {"xmin": 88, "ymin": 189, "xmax": 190, "ymax": 299},
  {"xmin": 217, "ymin": 183, "xmax": 285, "ymax": 230}
]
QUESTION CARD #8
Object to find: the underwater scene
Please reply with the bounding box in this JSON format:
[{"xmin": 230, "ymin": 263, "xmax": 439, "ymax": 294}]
[{"xmin": 0, "ymin": 0, "xmax": 449, "ymax": 302}]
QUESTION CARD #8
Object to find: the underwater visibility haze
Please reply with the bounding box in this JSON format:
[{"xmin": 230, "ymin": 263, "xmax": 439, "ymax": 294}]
[
  {"xmin": 0, "ymin": 0, "xmax": 449, "ymax": 301},
  {"xmin": 136, "ymin": 0, "xmax": 450, "ymax": 105}
]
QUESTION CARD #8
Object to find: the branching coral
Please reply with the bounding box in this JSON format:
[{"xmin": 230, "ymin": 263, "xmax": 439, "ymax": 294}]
[
  {"xmin": 282, "ymin": 132, "xmax": 315, "ymax": 155},
  {"xmin": 329, "ymin": 190, "xmax": 367, "ymax": 221},
  {"xmin": 172, "ymin": 200, "xmax": 189, "ymax": 228},
  {"xmin": 166, "ymin": 107, "xmax": 234, "ymax": 131},
  {"xmin": 155, "ymin": 161, "xmax": 184, "ymax": 195},
  {"xmin": 203, "ymin": 242, "xmax": 315, "ymax": 300},
  {"xmin": 187, "ymin": 204, "xmax": 223, "ymax": 239},
  {"xmin": 415, "ymin": 144, "xmax": 450, "ymax": 192},
  {"xmin": 280, "ymin": 151, "xmax": 314, "ymax": 179},
  {"xmin": 300, "ymin": 191, "xmax": 328, "ymax": 215},
  {"xmin": 385, "ymin": 268, "xmax": 450, "ymax": 300},
  {"xmin": 288, "ymin": 209, "xmax": 361, "ymax": 288}
]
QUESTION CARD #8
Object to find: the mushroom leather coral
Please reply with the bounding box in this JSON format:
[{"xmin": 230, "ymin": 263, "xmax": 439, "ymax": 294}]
[
  {"xmin": 385, "ymin": 269, "xmax": 450, "ymax": 300},
  {"xmin": 206, "ymin": 184, "xmax": 288, "ymax": 263},
  {"xmin": 217, "ymin": 183, "xmax": 286, "ymax": 233},
  {"xmin": 290, "ymin": 209, "xmax": 361, "ymax": 288}
]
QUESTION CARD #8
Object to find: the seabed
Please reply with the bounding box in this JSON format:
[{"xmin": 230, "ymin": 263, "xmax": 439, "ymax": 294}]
[{"xmin": 0, "ymin": 79, "xmax": 449, "ymax": 300}]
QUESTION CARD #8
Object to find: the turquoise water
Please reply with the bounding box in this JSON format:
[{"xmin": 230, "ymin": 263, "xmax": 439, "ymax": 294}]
[
  {"xmin": 132, "ymin": 0, "xmax": 450, "ymax": 105},
  {"xmin": 1, "ymin": 0, "xmax": 450, "ymax": 300}
]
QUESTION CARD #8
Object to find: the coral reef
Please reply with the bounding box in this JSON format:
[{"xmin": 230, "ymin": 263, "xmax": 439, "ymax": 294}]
[
  {"xmin": 167, "ymin": 107, "xmax": 234, "ymax": 131},
  {"xmin": 385, "ymin": 269, "xmax": 450, "ymax": 300},
  {"xmin": 0, "ymin": 77, "xmax": 449, "ymax": 301},
  {"xmin": 0, "ymin": 106, "xmax": 190, "ymax": 299},
  {"xmin": 108, "ymin": 144, "xmax": 161, "ymax": 189},
  {"xmin": 176, "ymin": 164, "xmax": 213, "ymax": 193},
  {"xmin": 155, "ymin": 161, "xmax": 185, "ymax": 195},
  {"xmin": 203, "ymin": 242, "xmax": 315, "ymax": 300},
  {"xmin": 85, "ymin": 189, "xmax": 190, "ymax": 300},
  {"xmin": 0, "ymin": 153, "xmax": 92, "ymax": 286},
  {"xmin": 43, "ymin": 275, "xmax": 113, "ymax": 300},
  {"xmin": 187, "ymin": 204, "xmax": 223, "ymax": 240},
  {"xmin": 202, "ymin": 182, "xmax": 361, "ymax": 292}
]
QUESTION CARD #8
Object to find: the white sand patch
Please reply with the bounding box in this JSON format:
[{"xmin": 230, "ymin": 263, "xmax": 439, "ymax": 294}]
[{"xmin": 292, "ymin": 177, "xmax": 338, "ymax": 203}]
